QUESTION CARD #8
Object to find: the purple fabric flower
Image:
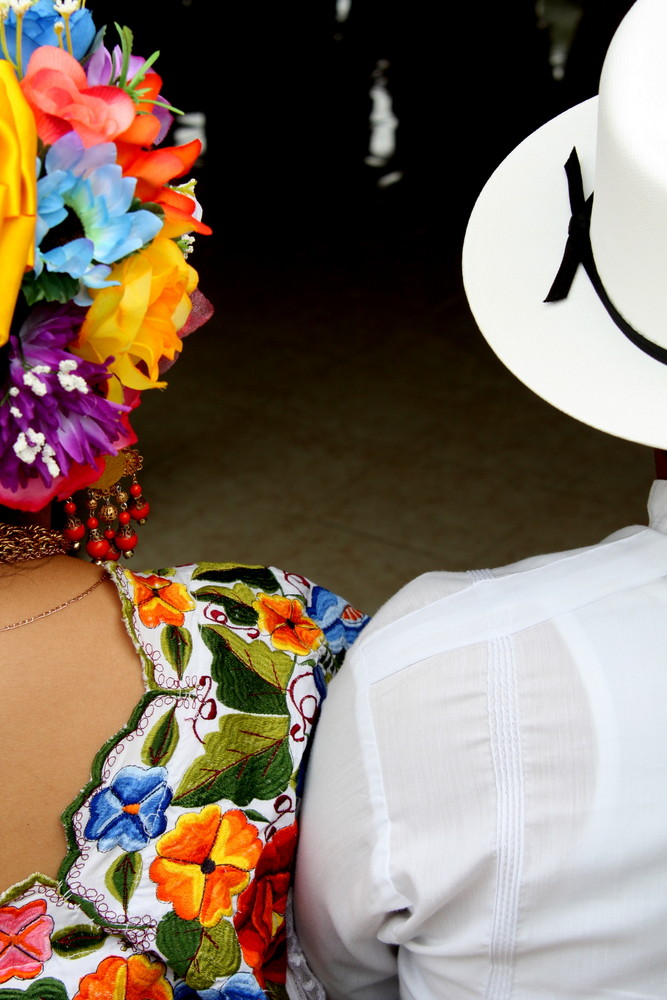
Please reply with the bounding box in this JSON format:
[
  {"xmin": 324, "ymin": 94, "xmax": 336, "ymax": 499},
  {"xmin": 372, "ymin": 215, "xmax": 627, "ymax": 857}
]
[
  {"xmin": 86, "ymin": 44, "xmax": 173, "ymax": 142},
  {"xmin": 85, "ymin": 765, "xmax": 173, "ymax": 852},
  {"xmin": 0, "ymin": 305, "xmax": 128, "ymax": 496}
]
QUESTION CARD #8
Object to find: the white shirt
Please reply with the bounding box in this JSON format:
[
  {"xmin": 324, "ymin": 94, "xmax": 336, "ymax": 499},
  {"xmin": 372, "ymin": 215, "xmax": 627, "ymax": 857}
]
[{"xmin": 294, "ymin": 481, "xmax": 667, "ymax": 1000}]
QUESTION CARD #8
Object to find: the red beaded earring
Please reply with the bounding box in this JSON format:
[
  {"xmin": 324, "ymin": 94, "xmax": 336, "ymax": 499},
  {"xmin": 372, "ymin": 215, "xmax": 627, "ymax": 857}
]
[{"xmin": 62, "ymin": 449, "xmax": 149, "ymax": 563}]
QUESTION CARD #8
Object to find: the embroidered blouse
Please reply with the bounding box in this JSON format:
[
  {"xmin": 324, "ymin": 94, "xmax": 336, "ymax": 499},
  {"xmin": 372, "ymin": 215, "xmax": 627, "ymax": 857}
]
[{"xmin": 0, "ymin": 562, "xmax": 368, "ymax": 1000}]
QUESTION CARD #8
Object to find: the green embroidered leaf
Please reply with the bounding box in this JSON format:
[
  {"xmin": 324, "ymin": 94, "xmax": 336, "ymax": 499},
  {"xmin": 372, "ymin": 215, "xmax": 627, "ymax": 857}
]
[
  {"xmin": 244, "ymin": 809, "xmax": 270, "ymax": 823},
  {"xmin": 186, "ymin": 917, "xmax": 241, "ymax": 989},
  {"xmin": 0, "ymin": 979, "xmax": 69, "ymax": 999},
  {"xmin": 174, "ymin": 712, "xmax": 292, "ymax": 807},
  {"xmin": 193, "ymin": 586, "xmax": 259, "ymax": 627},
  {"xmin": 161, "ymin": 624, "xmax": 193, "ymax": 679},
  {"xmin": 141, "ymin": 706, "xmax": 180, "ymax": 767},
  {"xmin": 202, "ymin": 625, "xmax": 291, "ymax": 715},
  {"xmin": 104, "ymin": 851, "xmax": 143, "ymax": 910},
  {"xmin": 155, "ymin": 911, "xmax": 204, "ymax": 979},
  {"xmin": 192, "ymin": 563, "xmax": 280, "ymax": 592},
  {"xmin": 155, "ymin": 912, "xmax": 241, "ymax": 988},
  {"xmin": 51, "ymin": 923, "xmax": 107, "ymax": 958},
  {"xmin": 265, "ymin": 984, "xmax": 290, "ymax": 1000}
]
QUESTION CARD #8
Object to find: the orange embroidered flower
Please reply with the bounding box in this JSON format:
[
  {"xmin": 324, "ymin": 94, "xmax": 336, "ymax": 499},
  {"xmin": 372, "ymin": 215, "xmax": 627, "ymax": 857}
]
[
  {"xmin": 20, "ymin": 46, "xmax": 135, "ymax": 148},
  {"xmin": 126, "ymin": 571, "xmax": 195, "ymax": 628},
  {"xmin": 150, "ymin": 806, "xmax": 262, "ymax": 927},
  {"xmin": 74, "ymin": 954, "xmax": 173, "ymax": 1000},
  {"xmin": 253, "ymin": 594, "xmax": 324, "ymax": 655}
]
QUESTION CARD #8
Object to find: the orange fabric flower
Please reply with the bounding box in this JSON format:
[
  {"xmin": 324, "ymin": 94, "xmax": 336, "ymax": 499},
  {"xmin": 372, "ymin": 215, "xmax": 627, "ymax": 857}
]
[
  {"xmin": 73, "ymin": 236, "xmax": 198, "ymax": 398},
  {"xmin": 116, "ymin": 139, "xmax": 211, "ymax": 238},
  {"xmin": 0, "ymin": 61, "xmax": 36, "ymax": 347},
  {"xmin": 74, "ymin": 954, "xmax": 173, "ymax": 1000},
  {"xmin": 126, "ymin": 571, "xmax": 195, "ymax": 628},
  {"xmin": 150, "ymin": 806, "xmax": 263, "ymax": 927},
  {"xmin": 253, "ymin": 594, "xmax": 324, "ymax": 655},
  {"xmin": 20, "ymin": 46, "xmax": 135, "ymax": 148}
]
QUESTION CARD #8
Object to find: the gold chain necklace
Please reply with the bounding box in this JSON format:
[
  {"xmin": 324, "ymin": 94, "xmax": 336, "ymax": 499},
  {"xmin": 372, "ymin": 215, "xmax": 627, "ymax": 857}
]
[{"xmin": 0, "ymin": 571, "xmax": 111, "ymax": 632}]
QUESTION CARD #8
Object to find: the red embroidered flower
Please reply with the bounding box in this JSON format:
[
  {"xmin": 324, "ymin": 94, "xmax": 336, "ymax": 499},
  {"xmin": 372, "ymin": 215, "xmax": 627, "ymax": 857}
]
[
  {"xmin": 0, "ymin": 899, "xmax": 54, "ymax": 984},
  {"xmin": 74, "ymin": 953, "xmax": 173, "ymax": 1000},
  {"xmin": 233, "ymin": 823, "xmax": 297, "ymax": 988}
]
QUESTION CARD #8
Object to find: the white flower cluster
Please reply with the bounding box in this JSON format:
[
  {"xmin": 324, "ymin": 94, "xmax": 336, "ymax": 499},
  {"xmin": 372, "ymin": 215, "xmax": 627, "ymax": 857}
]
[
  {"xmin": 57, "ymin": 357, "xmax": 89, "ymax": 393},
  {"xmin": 20, "ymin": 358, "xmax": 89, "ymax": 398},
  {"xmin": 53, "ymin": 0, "xmax": 81, "ymax": 12},
  {"xmin": 8, "ymin": 0, "xmax": 38, "ymax": 14},
  {"xmin": 13, "ymin": 428, "xmax": 61, "ymax": 476}
]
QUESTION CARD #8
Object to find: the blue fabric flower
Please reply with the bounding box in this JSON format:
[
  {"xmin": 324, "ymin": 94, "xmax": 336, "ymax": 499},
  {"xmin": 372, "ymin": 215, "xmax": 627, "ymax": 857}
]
[
  {"xmin": 35, "ymin": 132, "xmax": 163, "ymax": 289},
  {"xmin": 85, "ymin": 765, "xmax": 173, "ymax": 853},
  {"xmin": 306, "ymin": 586, "xmax": 369, "ymax": 654},
  {"xmin": 174, "ymin": 974, "xmax": 267, "ymax": 999},
  {"xmin": 1, "ymin": 0, "xmax": 95, "ymax": 66}
]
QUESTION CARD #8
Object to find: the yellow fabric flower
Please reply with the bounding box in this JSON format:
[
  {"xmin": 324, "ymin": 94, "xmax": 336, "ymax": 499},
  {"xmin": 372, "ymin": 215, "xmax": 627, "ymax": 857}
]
[
  {"xmin": 73, "ymin": 236, "xmax": 197, "ymax": 399},
  {"xmin": 0, "ymin": 61, "xmax": 37, "ymax": 347}
]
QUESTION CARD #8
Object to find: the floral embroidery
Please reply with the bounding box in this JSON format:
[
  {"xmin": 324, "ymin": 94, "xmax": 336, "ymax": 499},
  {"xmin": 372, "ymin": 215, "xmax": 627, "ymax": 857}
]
[
  {"xmin": 306, "ymin": 586, "xmax": 367, "ymax": 654},
  {"xmin": 85, "ymin": 765, "xmax": 173, "ymax": 852},
  {"xmin": 234, "ymin": 824, "xmax": 297, "ymax": 989},
  {"xmin": 126, "ymin": 571, "xmax": 196, "ymax": 628},
  {"xmin": 0, "ymin": 900, "xmax": 54, "ymax": 984},
  {"xmin": 174, "ymin": 973, "xmax": 267, "ymax": 999},
  {"xmin": 74, "ymin": 954, "xmax": 173, "ymax": 1000},
  {"xmin": 0, "ymin": 562, "xmax": 367, "ymax": 995},
  {"xmin": 252, "ymin": 594, "xmax": 323, "ymax": 656},
  {"xmin": 150, "ymin": 806, "xmax": 263, "ymax": 927}
]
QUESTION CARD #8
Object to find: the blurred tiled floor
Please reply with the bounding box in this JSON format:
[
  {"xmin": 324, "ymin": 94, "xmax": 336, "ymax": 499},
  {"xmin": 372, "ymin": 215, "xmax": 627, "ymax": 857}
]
[{"xmin": 132, "ymin": 239, "xmax": 652, "ymax": 614}]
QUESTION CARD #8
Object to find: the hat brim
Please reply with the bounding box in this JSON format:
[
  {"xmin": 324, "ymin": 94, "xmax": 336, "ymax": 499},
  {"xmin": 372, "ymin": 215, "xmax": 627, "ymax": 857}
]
[{"xmin": 462, "ymin": 97, "xmax": 667, "ymax": 449}]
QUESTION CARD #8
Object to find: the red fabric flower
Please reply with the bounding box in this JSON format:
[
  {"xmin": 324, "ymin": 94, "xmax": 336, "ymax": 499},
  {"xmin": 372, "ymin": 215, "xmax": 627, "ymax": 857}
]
[{"xmin": 233, "ymin": 823, "xmax": 298, "ymax": 988}]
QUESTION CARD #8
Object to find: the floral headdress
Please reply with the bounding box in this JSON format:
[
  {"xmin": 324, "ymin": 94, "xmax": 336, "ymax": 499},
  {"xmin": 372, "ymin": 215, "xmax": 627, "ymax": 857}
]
[{"xmin": 0, "ymin": 0, "xmax": 212, "ymax": 532}]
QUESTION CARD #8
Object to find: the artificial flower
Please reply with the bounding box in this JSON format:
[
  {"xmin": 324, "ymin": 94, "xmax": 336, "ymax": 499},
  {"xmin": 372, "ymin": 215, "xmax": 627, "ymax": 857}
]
[
  {"xmin": 0, "ymin": 0, "xmax": 95, "ymax": 71},
  {"xmin": 85, "ymin": 765, "xmax": 173, "ymax": 852},
  {"xmin": 150, "ymin": 806, "xmax": 263, "ymax": 927},
  {"xmin": 252, "ymin": 594, "xmax": 324, "ymax": 656},
  {"xmin": 174, "ymin": 974, "xmax": 267, "ymax": 1000},
  {"xmin": 306, "ymin": 586, "xmax": 368, "ymax": 653},
  {"xmin": 74, "ymin": 954, "xmax": 173, "ymax": 1000},
  {"xmin": 116, "ymin": 139, "xmax": 211, "ymax": 238},
  {"xmin": 0, "ymin": 304, "xmax": 133, "ymax": 510},
  {"xmin": 31, "ymin": 131, "xmax": 163, "ymax": 299},
  {"xmin": 20, "ymin": 45, "xmax": 135, "ymax": 147},
  {"xmin": 85, "ymin": 44, "xmax": 172, "ymax": 145},
  {"xmin": 234, "ymin": 824, "xmax": 297, "ymax": 989},
  {"xmin": 74, "ymin": 236, "xmax": 198, "ymax": 395},
  {"xmin": 126, "ymin": 571, "xmax": 196, "ymax": 628},
  {"xmin": 0, "ymin": 58, "xmax": 36, "ymax": 346},
  {"xmin": 0, "ymin": 899, "xmax": 54, "ymax": 985}
]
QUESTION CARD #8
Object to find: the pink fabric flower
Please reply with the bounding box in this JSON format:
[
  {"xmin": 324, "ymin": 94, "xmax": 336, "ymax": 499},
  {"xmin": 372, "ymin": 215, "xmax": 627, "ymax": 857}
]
[
  {"xmin": 0, "ymin": 900, "xmax": 54, "ymax": 984},
  {"xmin": 20, "ymin": 46, "xmax": 135, "ymax": 148}
]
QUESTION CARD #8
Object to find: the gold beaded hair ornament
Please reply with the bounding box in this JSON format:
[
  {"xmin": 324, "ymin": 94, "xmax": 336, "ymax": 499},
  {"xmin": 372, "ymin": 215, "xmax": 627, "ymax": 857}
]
[{"xmin": 0, "ymin": 0, "xmax": 213, "ymax": 561}]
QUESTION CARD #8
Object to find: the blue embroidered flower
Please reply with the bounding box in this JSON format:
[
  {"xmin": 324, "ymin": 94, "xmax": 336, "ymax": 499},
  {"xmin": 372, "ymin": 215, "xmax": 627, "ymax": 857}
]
[
  {"xmin": 0, "ymin": 0, "xmax": 95, "ymax": 67},
  {"xmin": 34, "ymin": 132, "xmax": 163, "ymax": 293},
  {"xmin": 174, "ymin": 974, "xmax": 267, "ymax": 999},
  {"xmin": 85, "ymin": 765, "xmax": 173, "ymax": 852},
  {"xmin": 306, "ymin": 586, "xmax": 368, "ymax": 654}
]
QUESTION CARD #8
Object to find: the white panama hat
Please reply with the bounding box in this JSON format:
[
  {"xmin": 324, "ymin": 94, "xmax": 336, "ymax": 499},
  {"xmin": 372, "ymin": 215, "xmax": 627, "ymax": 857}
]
[{"xmin": 462, "ymin": 0, "xmax": 667, "ymax": 449}]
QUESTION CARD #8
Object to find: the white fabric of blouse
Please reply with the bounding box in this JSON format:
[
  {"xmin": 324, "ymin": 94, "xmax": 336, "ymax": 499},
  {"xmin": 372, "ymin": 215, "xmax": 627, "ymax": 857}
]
[{"xmin": 294, "ymin": 481, "xmax": 667, "ymax": 1000}]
